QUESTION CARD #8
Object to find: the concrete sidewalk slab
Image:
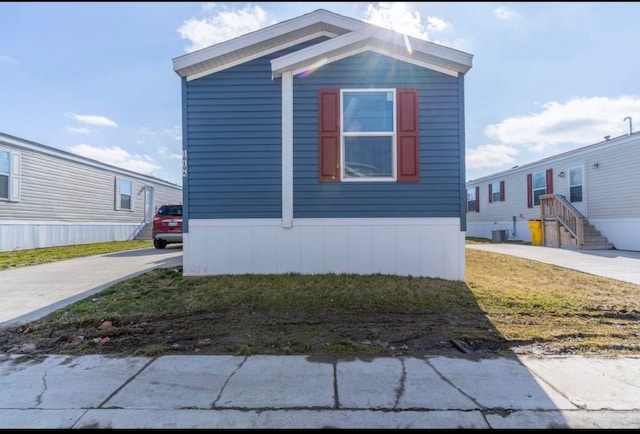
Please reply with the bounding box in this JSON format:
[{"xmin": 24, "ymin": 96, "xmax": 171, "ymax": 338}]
[{"xmin": 2, "ymin": 353, "xmax": 639, "ymax": 429}]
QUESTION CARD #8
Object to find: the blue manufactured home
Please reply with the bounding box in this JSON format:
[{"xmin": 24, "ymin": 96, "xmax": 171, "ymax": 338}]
[{"xmin": 172, "ymin": 9, "xmax": 473, "ymax": 280}]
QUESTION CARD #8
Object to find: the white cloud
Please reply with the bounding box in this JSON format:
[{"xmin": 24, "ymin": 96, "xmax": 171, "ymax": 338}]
[
  {"xmin": 493, "ymin": 7, "xmax": 519, "ymax": 21},
  {"xmin": 68, "ymin": 144, "xmax": 160, "ymax": 176},
  {"xmin": 0, "ymin": 55, "xmax": 18, "ymax": 65},
  {"xmin": 157, "ymin": 145, "xmax": 182, "ymax": 160},
  {"xmin": 483, "ymin": 96, "xmax": 640, "ymax": 153},
  {"xmin": 66, "ymin": 126, "xmax": 91, "ymax": 134},
  {"xmin": 137, "ymin": 127, "xmax": 157, "ymax": 136},
  {"xmin": 364, "ymin": 2, "xmax": 431, "ymax": 40},
  {"xmin": 177, "ymin": 3, "xmax": 275, "ymax": 53},
  {"xmin": 65, "ymin": 113, "xmax": 118, "ymax": 127},
  {"xmin": 164, "ymin": 125, "xmax": 182, "ymax": 141},
  {"xmin": 426, "ymin": 16, "xmax": 448, "ymax": 33},
  {"xmin": 466, "ymin": 144, "xmax": 519, "ymax": 171}
]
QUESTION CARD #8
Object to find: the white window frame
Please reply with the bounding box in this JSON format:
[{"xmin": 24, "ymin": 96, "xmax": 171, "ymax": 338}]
[
  {"xmin": 0, "ymin": 148, "xmax": 21, "ymax": 202},
  {"xmin": 491, "ymin": 181, "xmax": 501, "ymax": 202},
  {"xmin": 340, "ymin": 88, "xmax": 397, "ymax": 182},
  {"xmin": 467, "ymin": 188, "xmax": 476, "ymax": 212},
  {"xmin": 115, "ymin": 176, "xmax": 135, "ymax": 211},
  {"xmin": 532, "ymin": 170, "xmax": 546, "ymax": 206}
]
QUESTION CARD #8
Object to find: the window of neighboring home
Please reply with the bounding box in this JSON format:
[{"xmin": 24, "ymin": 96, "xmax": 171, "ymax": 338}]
[
  {"xmin": 318, "ymin": 88, "xmax": 419, "ymax": 182},
  {"xmin": 527, "ymin": 169, "xmax": 553, "ymax": 207},
  {"xmin": 0, "ymin": 150, "xmax": 9, "ymax": 200},
  {"xmin": 569, "ymin": 167, "xmax": 583, "ymax": 202},
  {"xmin": 489, "ymin": 180, "xmax": 505, "ymax": 203},
  {"xmin": 467, "ymin": 186, "xmax": 479, "ymax": 212},
  {"xmin": 0, "ymin": 149, "xmax": 20, "ymax": 202},
  {"xmin": 115, "ymin": 177, "xmax": 134, "ymax": 211}
]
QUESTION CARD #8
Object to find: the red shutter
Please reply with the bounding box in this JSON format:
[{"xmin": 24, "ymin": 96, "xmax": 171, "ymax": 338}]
[
  {"xmin": 475, "ymin": 186, "xmax": 480, "ymax": 212},
  {"xmin": 500, "ymin": 180, "xmax": 505, "ymax": 201},
  {"xmin": 488, "ymin": 183, "xmax": 493, "ymax": 203},
  {"xmin": 396, "ymin": 88, "xmax": 419, "ymax": 182},
  {"xmin": 527, "ymin": 174, "xmax": 533, "ymax": 208},
  {"xmin": 318, "ymin": 89, "xmax": 340, "ymax": 182},
  {"xmin": 546, "ymin": 169, "xmax": 553, "ymax": 194}
]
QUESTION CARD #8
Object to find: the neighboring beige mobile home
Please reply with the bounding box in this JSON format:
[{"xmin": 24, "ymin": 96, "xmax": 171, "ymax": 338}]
[
  {"xmin": 466, "ymin": 131, "xmax": 640, "ymax": 251},
  {"xmin": 0, "ymin": 132, "xmax": 182, "ymax": 252}
]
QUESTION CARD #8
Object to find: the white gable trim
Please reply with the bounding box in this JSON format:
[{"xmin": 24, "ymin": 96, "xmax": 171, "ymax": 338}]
[
  {"xmin": 173, "ymin": 9, "xmax": 365, "ymax": 79},
  {"xmin": 271, "ymin": 25, "xmax": 471, "ymax": 78},
  {"xmin": 174, "ymin": 8, "xmax": 472, "ymax": 81},
  {"xmin": 274, "ymin": 37, "xmax": 462, "ymax": 78},
  {"xmin": 185, "ymin": 30, "xmax": 339, "ymax": 82}
]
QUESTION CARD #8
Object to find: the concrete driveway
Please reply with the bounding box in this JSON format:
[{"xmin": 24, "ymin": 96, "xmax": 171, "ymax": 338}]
[{"xmin": 0, "ymin": 246, "xmax": 182, "ymax": 327}]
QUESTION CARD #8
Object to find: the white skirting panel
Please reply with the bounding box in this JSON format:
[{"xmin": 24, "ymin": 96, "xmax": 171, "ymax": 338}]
[
  {"xmin": 183, "ymin": 218, "xmax": 466, "ymax": 281},
  {"xmin": 466, "ymin": 221, "xmax": 529, "ymax": 242},
  {"xmin": 589, "ymin": 218, "xmax": 640, "ymax": 252},
  {"xmin": 0, "ymin": 221, "xmax": 142, "ymax": 252}
]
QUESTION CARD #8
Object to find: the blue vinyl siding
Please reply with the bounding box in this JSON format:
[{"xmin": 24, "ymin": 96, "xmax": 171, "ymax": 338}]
[
  {"xmin": 184, "ymin": 56, "xmax": 283, "ymax": 219},
  {"xmin": 183, "ymin": 47, "xmax": 464, "ymax": 220},
  {"xmin": 293, "ymin": 52, "xmax": 463, "ymax": 218}
]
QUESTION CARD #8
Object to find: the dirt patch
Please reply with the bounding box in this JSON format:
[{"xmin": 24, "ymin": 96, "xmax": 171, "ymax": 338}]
[{"xmin": 0, "ymin": 307, "xmax": 578, "ymax": 362}]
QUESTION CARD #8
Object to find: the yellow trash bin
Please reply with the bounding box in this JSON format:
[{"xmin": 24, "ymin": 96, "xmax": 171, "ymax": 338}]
[{"xmin": 528, "ymin": 219, "xmax": 543, "ymax": 245}]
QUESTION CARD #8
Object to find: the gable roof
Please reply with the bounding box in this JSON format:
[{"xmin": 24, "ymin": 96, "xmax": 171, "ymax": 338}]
[{"xmin": 173, "ymin": 9, "xmax": 473, "ymax": 81}]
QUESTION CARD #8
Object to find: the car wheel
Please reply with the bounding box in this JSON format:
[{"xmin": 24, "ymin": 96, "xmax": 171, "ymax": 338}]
[{"xmin": 154, "ymin": 239, "xmax": 167, "ymax": 249}]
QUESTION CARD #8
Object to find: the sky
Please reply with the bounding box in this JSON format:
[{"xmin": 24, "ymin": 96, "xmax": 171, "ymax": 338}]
[{"xmin": 2, "ymin": 2, "xmax": 640, "ymax": 186}]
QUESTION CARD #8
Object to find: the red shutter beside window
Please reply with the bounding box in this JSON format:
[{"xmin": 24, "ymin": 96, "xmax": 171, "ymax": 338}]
[
  {"xmin": 546, "ymin": 169, "xmax": 553, "ymax": 194},
  {"xmin": 488, "ymin": 183, "xmax": 493, "ymax": 203},
  {"xmin": 527, "ymin": 174, "xmax": 533, "ymax": 208},
  {"xmin": 396, "ymin": 88, "xmax": 419, "ymax": 182},
  {"xmin": 500, "ymin": 180, "xmax": 505, "ymax": 201},
  {"xmin": 318, "ymin": 89, "xmax": 340, "ymax": 182},
  {"xmin": 475, "ymin": 186, "xmax": 480, "ymax": 212}
]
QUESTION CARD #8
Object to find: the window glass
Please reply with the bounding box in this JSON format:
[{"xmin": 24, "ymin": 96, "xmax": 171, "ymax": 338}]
[
  {"xmin": 532, "ymin": 171, "xmax": 546, "ymax": 206},
  {"xmin": 0, "ymin": 151, "xmax": 9, "ymax": 199},
  {"xmin": 343, "ymin": 91, "xmax": 393, "ymax": 132},
  {"xmin": 467, "ymin": 189, "xmax": 476, "ymax": 212},
  {"xmin": 342, "ymin": 90, "xmax": 395, "ymax": 180},
  {"xmin": 344, "ymin": 136, "xmax": 392, "ymax": 178},
  {"xmin": 120, "ymin": 179, "xmax": 132, "ymax": 210},
  {"xmin": 492, "ymin": 181, "xmax": 501, "ymax": 202},
  {"xmin": 569, "ymin": 167, "xmax": 583, "ymax": 202},
  {"xmin": 0, "ymin": 151, "xmax": 8, "ymax": 174},
  {"xmin": 0, "ymin": 175, "xmax": 7, "ymax": 199}
]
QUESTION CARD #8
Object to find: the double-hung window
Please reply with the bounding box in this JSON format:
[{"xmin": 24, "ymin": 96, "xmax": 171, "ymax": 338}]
[
  {"xmin": 527, "ymin": 169, "xmax": 553, "ymax": 207},
  {"xmin": 467, "ymin": 187, "xmax": 479, "ymax": 212},
  {"xmin": 115, "ymin": 177, "xmax": 134, "ymax": 211},
  {"xmin": 0, "ymin": 149, "xmax": 20, "ymax": 202},
  {"xmin": 342, "ymin": 89, "xmax": 395, "ymax": 181},
  {"xmin": 0, "ymin": 150, "xmax": 9, "ymax": 200},
  {"xmin": 318, "ymin": 88, "xmax": 419, "ymax": 183},
  {"xmin": 488, "ymin": 180, "xmax": 505, "ymax": 203}
]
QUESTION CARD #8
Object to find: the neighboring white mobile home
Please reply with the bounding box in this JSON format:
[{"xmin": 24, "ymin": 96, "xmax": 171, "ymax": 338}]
[
  {"xmin": 0, "ymin": 132, "xmax": 182, "ymax": 252},
  {"xmin": 466, "ymin": 131, "xmax": 640, "ymax": 252}
]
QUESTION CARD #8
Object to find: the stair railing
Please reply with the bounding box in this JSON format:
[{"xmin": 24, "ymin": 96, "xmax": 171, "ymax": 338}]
[{"xmin": 540, "ymin": 194, "xmax": 584, "ymax": 247}]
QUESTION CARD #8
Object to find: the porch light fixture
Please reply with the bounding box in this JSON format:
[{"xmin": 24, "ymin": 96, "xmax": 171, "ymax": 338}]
[
  {"xmin": 558, "ymin": 171, "xmax": 565, "ymax": 177},
  {"xmin": 592, "ymin": 162, "xmax": 599, "ymax": 169}
]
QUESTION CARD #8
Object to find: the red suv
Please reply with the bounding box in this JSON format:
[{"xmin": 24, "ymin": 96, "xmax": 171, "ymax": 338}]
[{"xmin": 152, "ymin": 204, "xmax": 183, "ymax": 249}]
